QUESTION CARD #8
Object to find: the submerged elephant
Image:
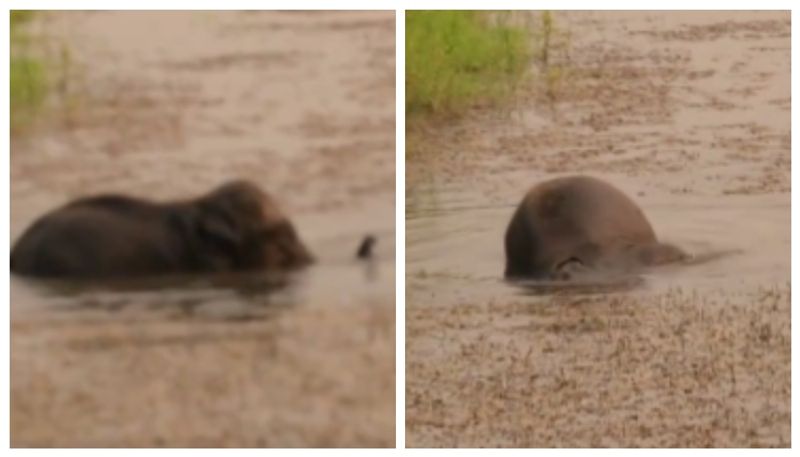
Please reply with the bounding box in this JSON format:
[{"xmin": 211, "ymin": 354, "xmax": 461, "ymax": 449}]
[
  {"xmin": 11, "ymin": 180, "xmax": 314, "ymax": 279},
  {"xmin": 504, "ymin": 175, "xmax": 687, "ymax": 280}
]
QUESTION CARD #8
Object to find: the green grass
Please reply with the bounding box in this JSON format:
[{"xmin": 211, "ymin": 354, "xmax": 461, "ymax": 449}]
[
  {"xmin": 11, "ymin": 10, "xmax": 36, "ymax": 27},
  {"xmin": 406, "ymin": 11, "xmax": 531, "ymax": 118},
  {"xmin": 11, "ymin": 10, "xmax": 48, "ymax": 133},
  {"xmin": 11, "ymin": 56, "xmax": 47, "ymax": 128}
]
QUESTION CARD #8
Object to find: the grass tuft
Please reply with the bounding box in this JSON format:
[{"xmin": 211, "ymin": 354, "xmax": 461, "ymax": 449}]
[
  {"xmin": 405, "ymin": 11, "xmax": 531, "ymax": 118},
  {"xmin": 11, "ymin": 10, "xmax": 49, "ymax": 133}
]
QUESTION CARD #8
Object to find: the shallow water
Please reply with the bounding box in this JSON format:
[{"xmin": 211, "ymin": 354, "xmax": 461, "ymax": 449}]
[
  {"xmin": 11, "ymin": 8, "xmax": 395, "ymax": 329},
  {"xmin": 11, "ymin": 11, "xmax": 395, "ymax": 447},
  {"xmin": 406, "ymin": 10, "xmax": 790, "ymax": 305},
  {"xmin": 407, "ymin": 179, "xmax": 789, "ymax": 303},
  {"xmin": 405, "ymin": 11, "xmax": 789, "ymax": 447}
]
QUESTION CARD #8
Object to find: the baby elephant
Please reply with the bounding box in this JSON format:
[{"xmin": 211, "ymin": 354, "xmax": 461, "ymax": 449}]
[
  {"xmin": 504, "ymin": 175, "xmax": 687, "ymax": 280},
  {"xmin": 11, "ymin": 180, "xmax": 314, "ymax": 279}
]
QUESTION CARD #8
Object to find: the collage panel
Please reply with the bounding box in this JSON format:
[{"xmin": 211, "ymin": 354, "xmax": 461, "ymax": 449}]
[
  {"xmin": 405, "ymin": 10, "xmax": 790, "ymax": 448},
  {"xmin": 6, "ymin": 6, "xmax": 795, "ymax": 451},
  {"xmin": 10, "ymin": 10, "xmax": 395, "ymax": 448}
]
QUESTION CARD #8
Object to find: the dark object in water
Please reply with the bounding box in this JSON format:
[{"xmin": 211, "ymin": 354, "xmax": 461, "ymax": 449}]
[
  {"xmin": 504, "ymin": 175, "xmax": 688, "ymax": 281},
  {"xmin": 356, "ymin": 235, "xmax": 377, "ymax": 259},
  {"xmin": 11, "ymin": 180, "xmax": 314, "ymax": 279}
]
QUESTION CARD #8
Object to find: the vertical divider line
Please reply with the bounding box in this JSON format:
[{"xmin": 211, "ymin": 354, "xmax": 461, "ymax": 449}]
[{"xmin": 395, "ymin": 6, "xmax": 406, "ymax": 450}]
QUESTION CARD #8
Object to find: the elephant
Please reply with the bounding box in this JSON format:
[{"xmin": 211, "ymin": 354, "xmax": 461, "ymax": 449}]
[
  {"xmin": 11, "ymin": 180, "xmax": 314, "ymax": 279},
  {"xmin": 504, "ymin": 175, "xmax": 688, "ymax": 280}
]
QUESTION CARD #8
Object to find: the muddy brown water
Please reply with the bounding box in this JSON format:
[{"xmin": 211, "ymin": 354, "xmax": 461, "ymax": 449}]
[
  {"xmin": 11, "ymin": 11, "xmax": 395, "ymax": 447},
  {"xmin": 407, "ymin": 178, "xmax": 787, "ymax": 299},
  {"xmin": 406, "ymin": 11, "xmax": 789, "ymax": 447}
]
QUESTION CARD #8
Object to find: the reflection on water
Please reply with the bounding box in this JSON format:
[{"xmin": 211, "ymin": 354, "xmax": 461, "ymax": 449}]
[
  {"xmin": 12, "ymin": 250, "xmax": 392, "ymax": 320},
  {"xmin": 509, "ymin": 275, "xmax": 647, "ymax": 296},
  {"xmin": 13, "ymin": 270, "xmax": 300, "ymax": 319}
]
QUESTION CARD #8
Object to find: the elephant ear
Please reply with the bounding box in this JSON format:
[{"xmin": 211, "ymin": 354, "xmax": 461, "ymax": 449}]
[{"xmin": 197, "ymin": 210, "xmax": 242, "ymax": 250}]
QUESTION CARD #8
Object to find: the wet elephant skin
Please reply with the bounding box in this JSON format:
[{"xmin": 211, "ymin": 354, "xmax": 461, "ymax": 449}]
[
  {"xmin": 11, "ymin": 180, "xmax": 314, "ymax": 279},
  {"xmin": 504, "ymin": 175, "xmax": 687, "ymax": 280}
]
